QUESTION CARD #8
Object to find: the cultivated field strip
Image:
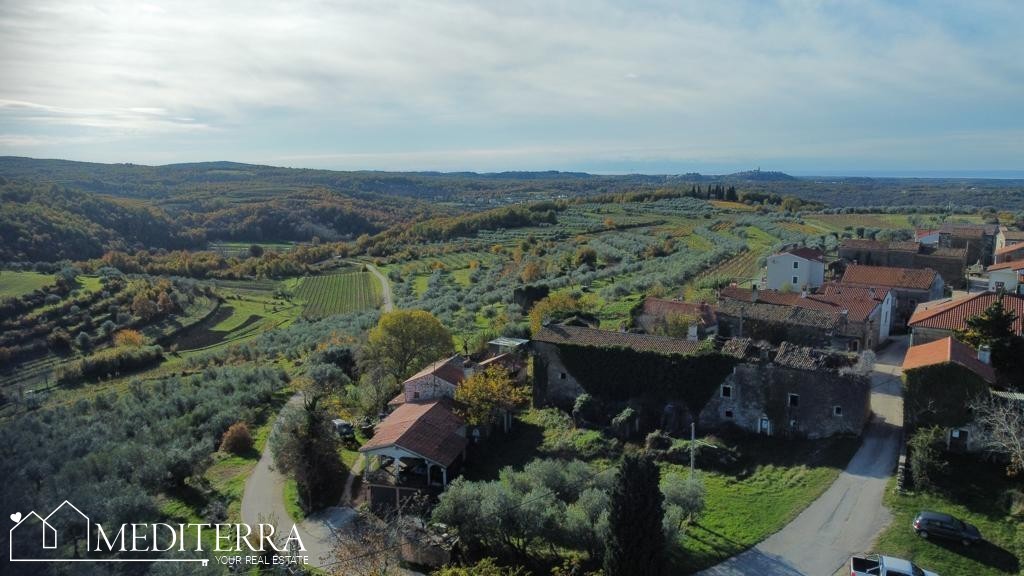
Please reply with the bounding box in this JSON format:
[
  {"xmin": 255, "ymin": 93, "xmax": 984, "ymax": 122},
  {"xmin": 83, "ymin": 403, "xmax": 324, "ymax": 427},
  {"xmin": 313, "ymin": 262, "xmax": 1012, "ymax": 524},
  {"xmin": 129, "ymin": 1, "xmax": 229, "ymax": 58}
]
[{"xmin": 295, "ymin": 271, "xmax": 382, "ymax": 318}]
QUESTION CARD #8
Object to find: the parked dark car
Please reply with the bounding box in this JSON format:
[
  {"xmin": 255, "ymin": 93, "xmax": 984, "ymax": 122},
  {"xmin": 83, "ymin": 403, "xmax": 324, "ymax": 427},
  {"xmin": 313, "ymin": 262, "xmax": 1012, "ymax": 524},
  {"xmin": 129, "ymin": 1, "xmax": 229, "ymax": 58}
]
[
  {"xmin": 332, "ymin": 418, "xmax": 355, "ymax": 439},
  {"xmin": 913, "ymin": 510, "xmax": 982, "ymax": 546}
]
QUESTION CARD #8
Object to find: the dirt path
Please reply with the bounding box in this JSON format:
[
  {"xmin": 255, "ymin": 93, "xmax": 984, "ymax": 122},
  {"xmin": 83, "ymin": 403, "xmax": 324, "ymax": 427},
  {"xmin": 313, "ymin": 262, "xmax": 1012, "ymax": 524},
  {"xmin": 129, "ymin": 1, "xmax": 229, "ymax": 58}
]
[
  {"xmin": 697, "ymin": 337, "xmax": 908, "ymax": 576},
  {"xmin": 355, "ymin": 261, "xmax": 394, "ymax": 313},
  {"xmin": 239, "ymin": 261, "xmax": 393, "ymax": 568}
]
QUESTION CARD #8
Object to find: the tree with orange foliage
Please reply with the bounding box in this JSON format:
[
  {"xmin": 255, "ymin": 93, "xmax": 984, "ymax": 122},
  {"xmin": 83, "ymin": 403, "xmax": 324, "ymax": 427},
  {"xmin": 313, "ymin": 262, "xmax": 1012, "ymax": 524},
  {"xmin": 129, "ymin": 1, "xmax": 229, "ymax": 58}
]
[
  {"xmin": 113, "ymin": 329, "xmax": 146, "ymax": 348},
  {"xmin": 455, "ymin": 366, "xmax": 529, "ymax": 432}
]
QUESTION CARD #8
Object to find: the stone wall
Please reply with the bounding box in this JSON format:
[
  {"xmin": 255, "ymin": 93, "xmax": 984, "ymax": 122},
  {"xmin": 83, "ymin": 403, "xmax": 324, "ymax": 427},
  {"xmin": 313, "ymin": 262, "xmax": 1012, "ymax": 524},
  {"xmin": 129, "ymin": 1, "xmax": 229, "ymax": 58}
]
[
  {"xmin": 699, "ymin": 363, "xmax": 871, "ymax": 439},
  {"xmin": 531, "ymin": 341, "xmax": 586, "ymax": 409}
]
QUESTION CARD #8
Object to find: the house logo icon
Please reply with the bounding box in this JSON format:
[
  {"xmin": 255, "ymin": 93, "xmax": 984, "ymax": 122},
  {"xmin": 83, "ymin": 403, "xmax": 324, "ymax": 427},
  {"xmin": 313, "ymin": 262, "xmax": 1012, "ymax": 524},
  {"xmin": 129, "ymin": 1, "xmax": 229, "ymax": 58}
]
[
  {"xmin": 9, "ymin": 500, "xmax": 90, "ymax": 561},
  {"xmin": 9, "ymin": 501, "xmax": 211, "ymax": 566}
]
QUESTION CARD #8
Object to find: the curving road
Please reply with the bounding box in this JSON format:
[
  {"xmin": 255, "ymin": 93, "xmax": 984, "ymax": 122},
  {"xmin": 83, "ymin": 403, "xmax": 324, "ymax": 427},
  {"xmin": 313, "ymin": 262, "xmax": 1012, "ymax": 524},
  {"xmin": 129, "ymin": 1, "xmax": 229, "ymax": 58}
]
[
  {"xmin": 697, "ymin": 337, "xmax": 908, "ymax": 576},
  {"xmin": 239, "ymin": 261, "xmax": 393, "ymax": 568}
]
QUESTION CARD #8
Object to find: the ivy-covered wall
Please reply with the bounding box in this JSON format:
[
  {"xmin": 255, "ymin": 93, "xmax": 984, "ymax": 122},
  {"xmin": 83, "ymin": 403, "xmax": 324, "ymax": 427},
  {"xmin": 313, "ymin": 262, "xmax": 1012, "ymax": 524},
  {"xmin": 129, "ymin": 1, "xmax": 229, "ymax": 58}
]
[
  {"xmin": 903, "ymin": 363, "xmax": 990, "ymax": 430},
  {"xmin": 552, "ymin": 343, "xmax": 738, "ymax": 420}
]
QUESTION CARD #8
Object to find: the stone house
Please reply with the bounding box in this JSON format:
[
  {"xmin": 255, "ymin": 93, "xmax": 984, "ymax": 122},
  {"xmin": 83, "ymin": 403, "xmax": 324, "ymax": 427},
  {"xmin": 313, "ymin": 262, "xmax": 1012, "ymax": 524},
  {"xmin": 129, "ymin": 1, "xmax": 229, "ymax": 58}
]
[
  {"xmin": 635, "ymin": 297, "xmax": 718, "ymax": 339},
  {"xmin": 701, "ymin": 339, "xmax": 871, "ymax": 439},
  {"xmin": 716, "ymin": 284, "xmax": 892, "ymax": 351},
  {"xmin": 531, "ymin": 323, "xmax": 706, "ymax": 407},
  {"xmin": 765, "ymin": 247, "xmax": 825, "ymax": 291},
  {"xmin": 902, "ymin": 337, "xmax": 996, "ymax": 452},
  {"xmin": 838, "ymin": 239, "xmax": 968, "ymax": 288},
  {"xmin": 840, "ymin": 264, "xmax": 943, "ymax": 331},
  {"xmin": 939, "ymin": 222, "xmax": 998, "ymax": 266},
  {"xmin": 908, "ymin": 291, "xmax": 1024, "ymax": 345},
  {"xmin": 530, "ymin": 324, "xmax": 871, "ymax": 439},
  {"xmin": 996, "ymin": 228, "xmax": 1024, "ymax": 250},
  {"xmin": 390, "ymin": 355, "xmax": 467, "ymax": 407}
]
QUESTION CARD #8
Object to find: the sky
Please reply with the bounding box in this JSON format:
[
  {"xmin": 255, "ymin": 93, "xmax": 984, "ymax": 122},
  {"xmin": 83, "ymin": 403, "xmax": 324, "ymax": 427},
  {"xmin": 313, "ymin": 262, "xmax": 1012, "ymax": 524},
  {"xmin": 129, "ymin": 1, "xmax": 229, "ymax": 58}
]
[{"xmin": 0, "ymin": 0, "xmax": 1022, "ymax": 175}]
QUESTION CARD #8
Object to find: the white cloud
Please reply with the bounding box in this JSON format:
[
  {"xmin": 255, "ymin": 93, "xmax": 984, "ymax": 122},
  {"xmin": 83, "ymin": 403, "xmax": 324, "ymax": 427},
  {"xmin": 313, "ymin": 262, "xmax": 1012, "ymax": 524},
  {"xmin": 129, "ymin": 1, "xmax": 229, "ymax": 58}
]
[{"xmin": 0, "ymin": 0, "xmax": 1022, "ymax": 170}]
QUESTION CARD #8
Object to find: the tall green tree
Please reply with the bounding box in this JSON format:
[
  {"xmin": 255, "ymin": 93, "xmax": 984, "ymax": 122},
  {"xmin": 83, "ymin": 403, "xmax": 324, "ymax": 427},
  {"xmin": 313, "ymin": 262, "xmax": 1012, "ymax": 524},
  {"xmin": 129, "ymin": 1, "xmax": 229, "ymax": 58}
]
[
  {"xmin": 270, "ymin": 395, "xmax": 346, "ymax": 511},
  {"xmin": 359, "ymin": 309, "xmax": 453, "ymax": 383},
  {"xmin": 604, "ymin": 453, "xmax": 666, "ymax": 576},
  {"xmin": 956, "ymin": 297, "xmax": 1024, "ymax": 384}
]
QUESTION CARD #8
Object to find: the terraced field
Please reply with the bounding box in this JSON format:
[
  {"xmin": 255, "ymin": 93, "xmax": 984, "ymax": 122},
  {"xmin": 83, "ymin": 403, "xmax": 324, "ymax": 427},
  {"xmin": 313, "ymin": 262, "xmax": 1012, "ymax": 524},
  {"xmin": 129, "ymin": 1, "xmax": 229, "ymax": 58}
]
[{"xmin": 295, "ymin": 271, "xmax": 382, "ymax": 318}]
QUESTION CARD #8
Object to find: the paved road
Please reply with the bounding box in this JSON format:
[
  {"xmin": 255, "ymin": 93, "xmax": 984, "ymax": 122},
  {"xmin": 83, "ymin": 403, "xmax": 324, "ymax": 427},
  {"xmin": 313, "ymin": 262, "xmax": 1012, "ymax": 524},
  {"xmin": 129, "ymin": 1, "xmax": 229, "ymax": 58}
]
[
  {"xmin": 240, "ymin": 262, "xmax": 393, "ymax": 568},
  {"xmin": 698, "ymin": 337, "xmax": 908, "ymax": 576}
]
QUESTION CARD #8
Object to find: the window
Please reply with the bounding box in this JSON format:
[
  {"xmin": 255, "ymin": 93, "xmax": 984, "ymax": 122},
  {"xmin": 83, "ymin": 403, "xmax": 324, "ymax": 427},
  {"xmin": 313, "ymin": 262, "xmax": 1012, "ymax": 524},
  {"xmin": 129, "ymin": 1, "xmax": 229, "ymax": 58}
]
[
  {"xmin": 413, "ymin": 391, "xmax": 420, "ymax": 399},
  {"xmin": 559, "ymin": 372, "xmax": 567, "ymax": 380},
  {"xmin": 833, "ymin": 405, "xmax": 843, "ymax": 417},
  {"xmin": 788, "ymin": 393, "xmax": 800, "ymax": 407},
  {"xmin": 792, "ymin": 276, "xmax": 799, "ymax": 285},
  {"xmin": 909, "ymin": 299, "xmax": 917, "ymax": 308},
  {"xmin": 789, "ymin": 419, "xmax": 798, "ymax": 429},
  {"xmin": 721, "ymin": 384, "xmax": 732, "ymax": 398},
  {"xmin": 793, "ymin": 261, "xmax": 800, "ymax": 269},
  {"xmin": 951, "ymin": 429, "xmax": 961, "ymax": 438},
  {"xmin": 725, "ymin": 410, "xmax": 733, "ymax": 418}
]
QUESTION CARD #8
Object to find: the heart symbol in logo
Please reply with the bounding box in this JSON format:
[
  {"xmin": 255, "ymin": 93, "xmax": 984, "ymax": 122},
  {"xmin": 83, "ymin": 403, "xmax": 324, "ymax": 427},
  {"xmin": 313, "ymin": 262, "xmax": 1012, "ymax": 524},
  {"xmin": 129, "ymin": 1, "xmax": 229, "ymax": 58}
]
[{"xmin": 10, "ymin": 512, "xmax": 22, "ymax": 523}]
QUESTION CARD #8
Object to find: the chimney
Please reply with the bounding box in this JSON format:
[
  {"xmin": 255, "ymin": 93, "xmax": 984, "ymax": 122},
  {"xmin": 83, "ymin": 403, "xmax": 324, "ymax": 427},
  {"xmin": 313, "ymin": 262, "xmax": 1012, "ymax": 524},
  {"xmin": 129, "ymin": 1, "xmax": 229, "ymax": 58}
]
[
  {"xmin": 869, "ymin": 286, "xmax": 876, "ymax": 299},
  {"xmin": 978, "ymin": 344, "xmax": 991, "ymax": 365},
  {"xmin": 800, "ymin": 289, "xmax": 807, "ymax": 298},
  {"xmin": 752, "ymin": 284, "xmax": 759, "ymax": 303}
]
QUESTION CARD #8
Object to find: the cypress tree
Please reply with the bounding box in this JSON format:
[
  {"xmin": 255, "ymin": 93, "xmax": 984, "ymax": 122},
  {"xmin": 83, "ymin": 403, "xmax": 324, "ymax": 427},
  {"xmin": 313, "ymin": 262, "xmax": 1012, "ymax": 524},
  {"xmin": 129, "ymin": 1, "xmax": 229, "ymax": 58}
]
[{"xmin": 604, "ymin": 453, "xmax": 666, "ymax": 576}]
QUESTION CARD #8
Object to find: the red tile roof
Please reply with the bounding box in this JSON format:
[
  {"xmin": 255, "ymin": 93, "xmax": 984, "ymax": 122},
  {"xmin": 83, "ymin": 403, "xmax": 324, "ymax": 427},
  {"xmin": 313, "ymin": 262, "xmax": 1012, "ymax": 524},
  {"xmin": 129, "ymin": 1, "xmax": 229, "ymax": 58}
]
[
  {"xmin": 995, "ymin": 243, "xmax": 1024, "ymax": 256},
  {"xmin": 641, "ymin": 298, "xmax": 718, "ymax": 327},
  {"xmin": 903, "ymin": 337, "xmax": 996, "ymax": 384},
  {"xmin": 840, "ymin": 238, "xmax": 889, "ymax": 251},
  {"xmin": 841, "ymin": 264, "xmax": 937, "ymax": 290},
  {"xmin": 719, "ymin": 285, "xmax": 883, "ymax": 323},
  {"xmin": 359, "ymin": 401, "xmax": 467, "ymax": 467},
  {"xmin": 987, "ymin": 259, "xmax": 1024, "ymax": 272},
  {"xmin": 908, "ymin": 291, "xmax": 1024, "ymax": 335},
  {"xmin": 403, "ymin": 355, "xmax": 466, "ymax": 386},
  {"xmin": 533, "ymin": 324, "xmax": 706, "ymax": 355},
  {"xmin": 782, "ymin": 247, "xmax": 825, "ymax": 262}
]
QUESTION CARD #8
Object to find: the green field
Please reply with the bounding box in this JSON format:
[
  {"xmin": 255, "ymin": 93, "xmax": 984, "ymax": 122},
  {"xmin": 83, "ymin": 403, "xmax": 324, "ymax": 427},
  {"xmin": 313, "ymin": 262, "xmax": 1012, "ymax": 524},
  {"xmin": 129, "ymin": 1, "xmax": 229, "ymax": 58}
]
[
  {"xmin": 295, "ymin": 271, "xmax": 382, "ymax": 318},
  {"xmin": 0, "ymin": 271, "xmax": 54, "ymax": 297}
]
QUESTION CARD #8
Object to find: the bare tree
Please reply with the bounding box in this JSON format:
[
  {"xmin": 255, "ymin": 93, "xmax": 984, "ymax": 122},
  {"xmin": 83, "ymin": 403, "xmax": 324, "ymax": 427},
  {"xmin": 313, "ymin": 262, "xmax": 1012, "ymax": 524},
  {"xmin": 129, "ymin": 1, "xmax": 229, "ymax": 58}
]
[{"xmin": 972, "ymin": 395, "xmax": 1024, "ymax": 476}]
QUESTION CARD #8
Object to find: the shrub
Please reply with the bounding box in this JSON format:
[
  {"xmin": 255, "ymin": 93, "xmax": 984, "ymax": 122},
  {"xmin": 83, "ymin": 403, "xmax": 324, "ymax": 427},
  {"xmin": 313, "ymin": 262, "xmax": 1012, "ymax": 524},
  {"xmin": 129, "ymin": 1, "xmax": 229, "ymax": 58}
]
[
  {"xmin": 113, "ymin": 329, "xmax": 146, "ymax": 348},
  {"xmin": 909, "ymin": 426, "xmax": 948, "ymax": 490},
  {"xmin": 220, "ymin": 422, "xmax": 254, "ymax": 455}
]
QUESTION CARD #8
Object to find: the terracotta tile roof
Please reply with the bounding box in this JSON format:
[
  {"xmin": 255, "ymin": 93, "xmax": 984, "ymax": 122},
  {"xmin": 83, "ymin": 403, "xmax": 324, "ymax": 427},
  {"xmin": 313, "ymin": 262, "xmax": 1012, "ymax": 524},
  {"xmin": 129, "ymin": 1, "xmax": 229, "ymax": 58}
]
[
  {"xmin": 782, "ymin": 247, "xmax": 825, "ymax": 262},
  {"xmin": 477, "ymin": 352, "xmax": 520, "ymax": 371},
  {"xmin": 995, "ymin": 243, "xmax": 1024, "ymax": 256},
  {"xmin": 940, "ymin": 222, "xmax": 997, "ymax": 236},
  {"xmin": 720, "ymin": 285, "xmax": 882, "ymax": 323},
  {"xmin": 908, "ymin": 291, "xmax": 1024, "ymax": 335},
  {"xmin": 987, "ymin": 259, "xmax": 1024, "ymax": 272},
  {"xmin": 533, "ymin": 324, "xmax": 706, "ymax": 355},
  {"xmin": 902, "ymin": 337, "xmax": 996, "ymax": 384},
  {"xmin": 716, "ymin": 297, "xmax": 840, "ymax": 329},
  {"xmin": 641, "ymin": 298, "xmax": 718, "ymax": 327},
  {"xmin": 359, "ymin": 400, "xmax": 467, "ymax": 467},
  {"xmin": 916, "ymin": 229, "xmax": 940, "ymax": 239},
  {"xmin": 773, "ymin": 341, "xmax": 857, "ymax": 371},
  {"xmin": 841, "ymin": 264, "xmax": 937, "ymax": 290},
  {"xmin": 403, "ymin": 355, "xmax": 466, "ymax": 386}
]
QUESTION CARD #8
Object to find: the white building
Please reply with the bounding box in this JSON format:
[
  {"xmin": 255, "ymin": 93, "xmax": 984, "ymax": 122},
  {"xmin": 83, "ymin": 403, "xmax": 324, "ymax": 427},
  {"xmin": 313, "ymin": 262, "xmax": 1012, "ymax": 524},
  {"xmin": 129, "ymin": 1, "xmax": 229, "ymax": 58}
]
[
  {"xmin": 987, "ymin": 260, "xmax": 1024, "ymax": 294},
  {"xmin": 765, "ymin": 247, "xmax": 826, "ymax": 291}
]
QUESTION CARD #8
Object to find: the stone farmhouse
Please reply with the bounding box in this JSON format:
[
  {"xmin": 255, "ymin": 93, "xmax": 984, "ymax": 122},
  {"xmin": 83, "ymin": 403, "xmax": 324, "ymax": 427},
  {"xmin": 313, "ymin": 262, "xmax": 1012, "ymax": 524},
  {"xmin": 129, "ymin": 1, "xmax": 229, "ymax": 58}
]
[
  {"xmin": 531, "ymin": 324, "xmax": 870, "ymax": 439},
  {"xmin": 938, "ymin": 222, "xmax": 998, "ymax": 266},
  {"xmin": 996, "ymin": 227, "xmax": 1024, "ymax": 251},
  {"xmin": 838, "ymin": 238, "xmax": 968, "ymax": 288},
  {"xmin": 840, "ymin": 264, "xmax": 943, "ymax": 331},
  {"xmin": 715, "ymin": 283, "xmax": 893, "ymax": 352}
]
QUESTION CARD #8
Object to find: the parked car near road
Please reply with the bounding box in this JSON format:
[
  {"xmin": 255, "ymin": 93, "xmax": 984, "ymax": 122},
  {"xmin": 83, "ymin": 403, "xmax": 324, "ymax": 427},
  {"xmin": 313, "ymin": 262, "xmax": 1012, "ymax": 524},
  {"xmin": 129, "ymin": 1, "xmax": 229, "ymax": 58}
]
[
  {"xmin": 913, "ymin": 510, "xmax": 983, "ymax": 546},
  {"xmin": 850, "ymin": 554, "xmax": 939, "ymax": 576}
]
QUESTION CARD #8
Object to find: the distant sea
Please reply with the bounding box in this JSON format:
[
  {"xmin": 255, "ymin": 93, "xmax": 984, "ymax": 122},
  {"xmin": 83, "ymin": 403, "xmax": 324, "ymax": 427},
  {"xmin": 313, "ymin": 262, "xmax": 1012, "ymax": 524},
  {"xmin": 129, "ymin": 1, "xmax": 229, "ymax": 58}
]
[{"xmin": 792, "ymin": 170, "xmax": 1024, "ymax": 180}]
